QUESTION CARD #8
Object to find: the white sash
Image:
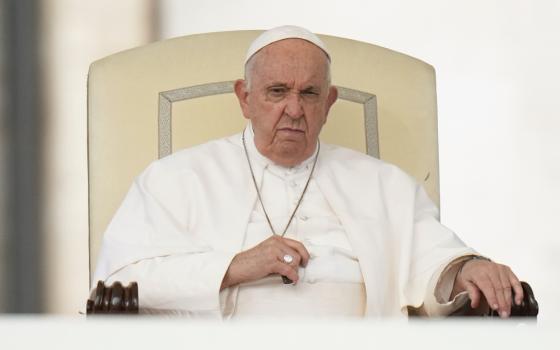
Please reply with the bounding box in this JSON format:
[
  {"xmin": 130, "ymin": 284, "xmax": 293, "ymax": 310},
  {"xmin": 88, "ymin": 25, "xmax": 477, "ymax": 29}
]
[{"xmin": 232, "ymin": 276, "xmax": 366, "ymax": 319}]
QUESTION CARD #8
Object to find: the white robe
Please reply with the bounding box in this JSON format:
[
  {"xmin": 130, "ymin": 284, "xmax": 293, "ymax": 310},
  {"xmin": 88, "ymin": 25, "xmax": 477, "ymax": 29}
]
[{"xmin": 93, "ymin": 132, "xmax": 476, "ymax": 318}]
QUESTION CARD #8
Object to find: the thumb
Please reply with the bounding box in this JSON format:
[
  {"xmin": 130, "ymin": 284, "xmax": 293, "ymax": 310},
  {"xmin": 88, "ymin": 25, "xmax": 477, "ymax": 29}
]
[{"xmin": 464, "ymin": 281, "xmax": 481, "ymax": 309}]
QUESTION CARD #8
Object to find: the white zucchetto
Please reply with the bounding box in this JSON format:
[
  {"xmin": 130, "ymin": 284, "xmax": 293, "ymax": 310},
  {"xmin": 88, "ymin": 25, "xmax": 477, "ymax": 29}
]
[{"xmin": 244, "ymin": 25, "xmax": 331, "ymax": 64}]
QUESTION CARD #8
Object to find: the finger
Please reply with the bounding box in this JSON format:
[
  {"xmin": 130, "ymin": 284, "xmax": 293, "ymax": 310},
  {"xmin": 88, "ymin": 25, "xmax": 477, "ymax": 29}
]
[
  {"xmin": 486, "ymin": 269, "xmax": 508, "ymax": 317},
  {"xmin": 497, "ymin": 268, "xmax": 512, "ymax": 317},
  {"xmin": 274, "ymin": 246, "xmax": 301, "ymax": 272},
  {"xmin": 498, "ymin": 268, "xmax": 513, "ymax": 310},
  {"xmin": 464, "ymin": 281, "xmax": 481, "ymax": 309},
  {"xmin": 272, "ymin": 243, "xmax": 301, "ymax": 272},
  {"xmin": 282, "ymin": 237, "xmax": 310, "ymax": 266},
  {"xmin": 273, "ymin": 261, "xmax": 299, "ymax": 283},
  {"xmin": 488, "ymin": 272, "xmax": 508, "ymax": 318},
  {"xmin": 282, "ymin": 237, "xmax": 310, "ymax": 267},
  {"xmin": 476, "ymin": 274, "xmax": 499, "ymax": 312},
  {"xmin": 508, "ymin": 270, "xmax": 524, "ymax": 306}
]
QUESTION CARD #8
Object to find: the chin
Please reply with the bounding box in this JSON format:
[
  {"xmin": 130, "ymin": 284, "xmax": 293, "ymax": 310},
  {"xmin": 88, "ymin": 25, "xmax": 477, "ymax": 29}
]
[{"xmin": 274, "ymin": 144, "xmax": 309, "ymax": 166}]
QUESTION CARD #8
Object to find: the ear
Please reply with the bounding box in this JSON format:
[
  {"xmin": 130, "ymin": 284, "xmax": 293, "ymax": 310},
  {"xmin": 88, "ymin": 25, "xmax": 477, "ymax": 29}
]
[
  {"xmin": 324, "ymin": 85, "xmax": 338, "ymax": 118},
  {"xmin": 234, "ymin": 79, "xmax": 251, "ymax": 120}
]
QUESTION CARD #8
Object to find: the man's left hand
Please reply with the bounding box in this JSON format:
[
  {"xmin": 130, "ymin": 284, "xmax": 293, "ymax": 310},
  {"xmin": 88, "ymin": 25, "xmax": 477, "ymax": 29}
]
[{"xmin": 452, "ymin": 258, "xmax": 524, "ymax": 318}]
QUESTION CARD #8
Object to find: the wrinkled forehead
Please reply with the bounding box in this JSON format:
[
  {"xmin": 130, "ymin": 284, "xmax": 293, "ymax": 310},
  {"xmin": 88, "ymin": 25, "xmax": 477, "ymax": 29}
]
[
  {"xmin": 249, "ymin": 39, "xmax": 331, "ymax": 84},
  {"xmin": 256, "ymin": 38, "xmax": 329, "ymax": 64}
]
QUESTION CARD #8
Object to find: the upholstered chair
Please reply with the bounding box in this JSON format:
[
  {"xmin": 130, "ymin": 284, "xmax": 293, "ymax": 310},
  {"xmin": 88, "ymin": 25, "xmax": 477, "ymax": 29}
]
[{"xmin": 86, "ymin": 31, "xmax": 537, "ymax": 317}]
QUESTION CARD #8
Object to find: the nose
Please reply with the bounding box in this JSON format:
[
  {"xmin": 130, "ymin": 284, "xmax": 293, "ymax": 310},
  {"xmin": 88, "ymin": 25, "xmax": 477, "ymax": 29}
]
[{"xmin": 284, "ymin": 92, "xmax": 304, "ymax": 119}]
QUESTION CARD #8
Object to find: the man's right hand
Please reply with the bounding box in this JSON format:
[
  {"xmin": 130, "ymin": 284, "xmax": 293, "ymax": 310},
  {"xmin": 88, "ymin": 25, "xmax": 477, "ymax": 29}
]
[{"xmin": 220, "ymin": 235, "xmax": 310, "ymax": 290}]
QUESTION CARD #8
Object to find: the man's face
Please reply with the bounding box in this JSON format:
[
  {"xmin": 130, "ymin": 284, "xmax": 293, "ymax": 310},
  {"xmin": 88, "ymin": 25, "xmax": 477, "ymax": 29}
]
[{"xmin": 235, "ymin": 39, "xmax": 338, "ymax": 167}]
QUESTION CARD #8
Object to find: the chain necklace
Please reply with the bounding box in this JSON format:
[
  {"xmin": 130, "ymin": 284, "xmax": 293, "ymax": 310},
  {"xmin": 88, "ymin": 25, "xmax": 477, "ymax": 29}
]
[{"xmin": 242, "ymin": 129, "xmax": 320, "ymax": 238}]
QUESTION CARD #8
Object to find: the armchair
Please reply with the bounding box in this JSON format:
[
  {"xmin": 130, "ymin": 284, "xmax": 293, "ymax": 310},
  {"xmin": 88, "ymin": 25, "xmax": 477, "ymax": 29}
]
[{"xmin": 86, "ymin": 30, "xmax": 537, "ymax": 317}]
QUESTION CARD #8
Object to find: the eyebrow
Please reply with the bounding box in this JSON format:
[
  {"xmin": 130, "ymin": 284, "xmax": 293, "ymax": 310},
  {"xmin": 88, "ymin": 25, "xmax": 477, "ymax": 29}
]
[
  {"xmin": 265, "ymin": 83, "xmax": 320, "ymax": 92},
  {"xmin": 301, "ymin": 86, "xmax": 320, "ymax": 92},
  {"xmin": 265, "ymin": 83, "xmax": 289, "ymax": 89}
]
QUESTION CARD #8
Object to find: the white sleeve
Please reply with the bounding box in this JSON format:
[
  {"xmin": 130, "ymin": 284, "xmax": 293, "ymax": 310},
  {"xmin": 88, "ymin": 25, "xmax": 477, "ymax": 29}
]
[
  {"xmin": 92, "ymin": 160, "xmax": 237, "ymax": 317},
  {"xmin": 421, "ymin": 256, "xmax": 473, "ymax": 316},
  {"xmin": 402, "ymin": 181, "xmax": 477, "ymax": 312},
  {"xmin": 105, "ymin": 251, "xmax": 235, "ymax": 317}
]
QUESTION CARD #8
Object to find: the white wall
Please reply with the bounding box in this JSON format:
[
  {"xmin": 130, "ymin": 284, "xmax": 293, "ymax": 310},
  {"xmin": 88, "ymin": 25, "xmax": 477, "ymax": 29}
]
[
  {"xmin": 41, "ymin": 0, "xmax": 155, "ymax": 313},
  {"xmin": 159, "ymin": 0, "xmax": 560, "ymax": 321}
]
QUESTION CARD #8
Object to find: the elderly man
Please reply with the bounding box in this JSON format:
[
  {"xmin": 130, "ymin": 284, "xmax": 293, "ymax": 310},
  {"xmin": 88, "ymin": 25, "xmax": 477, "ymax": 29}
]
[{"xmin": 93, "ymin": 26, "xmax": 523, "ymax": 318}]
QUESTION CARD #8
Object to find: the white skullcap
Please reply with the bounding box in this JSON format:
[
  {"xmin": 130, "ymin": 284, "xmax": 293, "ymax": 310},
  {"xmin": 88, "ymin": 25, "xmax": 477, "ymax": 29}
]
[{"xmin": 245, "ymin": 25, "xmax": 330, "ymax": 64}]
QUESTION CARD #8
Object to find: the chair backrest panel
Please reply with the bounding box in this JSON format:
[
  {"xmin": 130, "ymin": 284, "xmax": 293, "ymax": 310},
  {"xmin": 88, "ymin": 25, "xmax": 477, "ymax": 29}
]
[{"xmin": 160, "ymin": 82, "xmax": 378, "ymax": 158}]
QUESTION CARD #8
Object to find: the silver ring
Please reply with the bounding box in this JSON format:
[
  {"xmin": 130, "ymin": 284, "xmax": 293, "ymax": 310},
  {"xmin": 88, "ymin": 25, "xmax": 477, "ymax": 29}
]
[{"xmin": 282, "ymin": 254, "xmax": 293, "ymax": 264}]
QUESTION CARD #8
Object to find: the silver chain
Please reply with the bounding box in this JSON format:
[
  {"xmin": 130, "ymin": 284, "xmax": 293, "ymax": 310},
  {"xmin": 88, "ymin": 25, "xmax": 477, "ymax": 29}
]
[{"xmin": 242, "ymin": 129, "xmax": 320, "ymax": 237}]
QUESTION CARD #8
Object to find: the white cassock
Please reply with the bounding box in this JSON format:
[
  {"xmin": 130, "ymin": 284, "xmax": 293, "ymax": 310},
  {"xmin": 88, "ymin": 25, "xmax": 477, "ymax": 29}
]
[{"xmin": 93, "ymin": 124, "xmax": 477, "ymax": 319}]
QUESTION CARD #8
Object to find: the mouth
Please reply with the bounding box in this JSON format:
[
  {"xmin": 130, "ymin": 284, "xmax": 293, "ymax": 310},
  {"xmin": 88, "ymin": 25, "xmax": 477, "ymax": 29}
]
[{"xmin": 278, "ymin": 127, "xmax": 305, "ymax": 134}]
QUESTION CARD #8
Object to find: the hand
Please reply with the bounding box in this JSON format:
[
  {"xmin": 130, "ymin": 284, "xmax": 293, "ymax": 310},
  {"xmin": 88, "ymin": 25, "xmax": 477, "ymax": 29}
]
[
  {"xmin": 220, "ymin": 235, "xmax": 310, "ymax": 290},
  {"xmin": 452, "ymin": 258, "xmax": 524, "ymax": 318}
]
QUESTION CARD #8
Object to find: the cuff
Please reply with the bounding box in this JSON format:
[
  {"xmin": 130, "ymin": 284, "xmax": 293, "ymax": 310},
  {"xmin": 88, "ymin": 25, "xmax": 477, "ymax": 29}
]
[{"xmin": 422, "ymin": 255, "xmax": 479, "ymax": 316}]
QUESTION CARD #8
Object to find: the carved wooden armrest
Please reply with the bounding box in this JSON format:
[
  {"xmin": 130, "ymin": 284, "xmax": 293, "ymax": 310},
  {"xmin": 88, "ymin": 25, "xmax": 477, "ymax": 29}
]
[
  {"xmin": 86, "ymin": 281, "xmax": 139, "ymax": 315},
  {"xmin": 87, "ymin": 280, "xmax": 537, "ymax": 318},
  {"xmin": 448, "ymin": 281, "xmax": 539, "ymax": 317}
]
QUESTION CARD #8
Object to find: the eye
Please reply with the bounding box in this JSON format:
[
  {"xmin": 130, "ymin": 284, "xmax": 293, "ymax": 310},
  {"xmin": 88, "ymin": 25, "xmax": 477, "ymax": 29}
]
[
  {"xmin": 301, "ymin": 91, "xmax": 318, "ymax": 96},
  {"xmin": 300, "ymin": 89, "xmax": 320, "ymax": 100},
  {"xmin": 266, "ymin": 86, "xmax": 288, "ymax": 100}
]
